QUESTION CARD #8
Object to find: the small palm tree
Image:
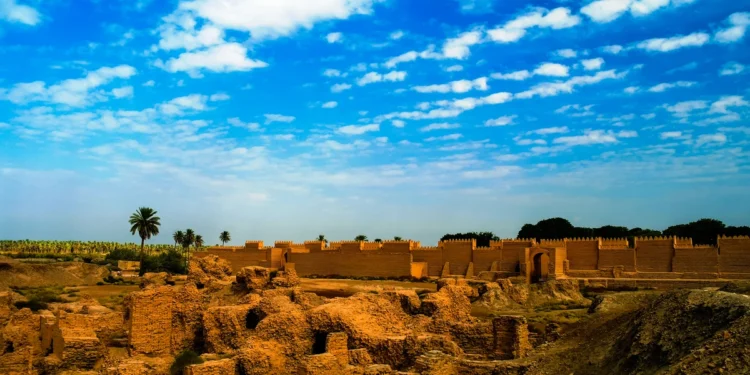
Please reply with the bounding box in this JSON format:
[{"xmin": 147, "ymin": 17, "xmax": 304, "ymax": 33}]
[
  {"xmin": 195, "ymin": 235, "xmax": 204, "ymax": 248},
  {"xmin": 173, "ymin": 230, "xmax": 185, "ymax": 249},
  {"xmin": 128, "ymin": 207, "xmax": 161, "ymax": 267},
  {"xmin": 182, "ymin": 229, "xmax": 195, "ymax": 266},
  {"xmin": 354, "ymin": 235, "xmax": 367, "ymax": 241},
  {"xmin": 317, "ymin": 234, "xmax": 328, "ymax": 243},
  {"xmin": 219, "ymin": 231, "xmax": 231, "ymax": 246},
  {"xmin": 394, "ymin": 236, "xmax": 403, "ymax": 241}
]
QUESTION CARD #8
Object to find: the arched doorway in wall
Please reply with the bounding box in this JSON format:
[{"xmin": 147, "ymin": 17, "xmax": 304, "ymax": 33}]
[{"xmin": 531, "ymin": 252, "xmax": 550, "ymax": 283}]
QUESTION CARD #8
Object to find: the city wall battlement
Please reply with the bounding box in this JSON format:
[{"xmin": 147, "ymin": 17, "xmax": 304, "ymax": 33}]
[{"xmin": 194, "ymin": 236, "xmax": 750, "ymax": 281}]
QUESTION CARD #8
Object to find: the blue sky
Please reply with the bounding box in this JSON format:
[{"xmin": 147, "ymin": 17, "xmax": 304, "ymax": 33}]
[{"xmin": 0, "ymin": 0, "xmax": 748, "ymax": 245}]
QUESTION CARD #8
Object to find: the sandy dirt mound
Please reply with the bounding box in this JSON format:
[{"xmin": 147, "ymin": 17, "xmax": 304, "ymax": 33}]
[
  {"xmin": 0, "ymin": 259, "xmax": 110, "ymax": 288},
  {"xmin": 527, "ymin": 289, "xmax": 750, "ymax": 375},
  {"xmin": 473, "ymin": 279, "xmax": 589, "ymax": 312}
]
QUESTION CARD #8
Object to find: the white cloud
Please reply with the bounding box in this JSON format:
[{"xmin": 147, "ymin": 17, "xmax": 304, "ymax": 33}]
[
  {"xmin": 555, "ymin": 49, "xmax": 577, "ymax": 58},
  {"xmin": 462, "ymin": 166, "xmax": 520, "ymax": 179},
  {"xmin": 426, "ymin": 133, "xmax": 463, "ymax": 141},
  {"xmin": 172, "ymin": 0, "xmax": 377, "ymax": 41},
  {"xmin": 157, "ymin": 23, "xmax": 225, "ymax": 51},
  {"xmin": 445, "ymin": 65, "xmax": 463, "ymax": 72},
  {"xmin": 391, "ymin": 119, "xmax": 405, "ymax": 128},
  {"xmin": 356, "ymin": 71, "xmax": 407, "ymax": 86},
  {"xmin": 602, "ymin": 45, "xmax": 624, "ymax": 54},
  {"xmin": 530, "ymin": 126, "xmax": 569, "ymax": 135},
  {"xmin": 272, "ymin": 134, "xmax": 295, "ymax": 141},
  {"xmin": 322, "ymin": 101, "xmax": 338, "ymax": 108},
  {"xmin": 228, "ymin": 117, "xmax": 261, "ymax": 131},
  {"xmin": 209, "ymin": 92, "xmax": 230, "ymax": 101},
  {"xmin": 159, "ymin": 94, "xmax": 208, "ymax": 115},
  {"xmin": 111, "ymin": 86, "xmax": 134, "ymax": 99},
  {"xmin": 695, "ymin": 133, "xmax": 727, "ymax": 146},
  {"xmin": 515, "ymin": 69, "xmax": 626, "ymax": 99},
  {"xmin": 2, "ymin": 65, "xmax": 137, "ymax": 107},
  {"xmin": 581, "ymin": 58, "xmax": 605, "ymax": 70},
  {"xmin": 337, "ymin": 123, "xmax": 379, "ymax": 135},
  {"xmin": 714, "ymin": 12, "xmax": 750, "ymax": 44},
  {"xmin": 635, "ymin": 32, "xmax": 710, "ymax": 52},
  {"xmin": 618, "ymin": 130, "xmax": 638, "ymax": 138},
  {"xmin": 709, "ymin": 95, "xmax": 749, "ymax": 114},
  {"xmin": 264, "ymin": 114, "xmax": 295, "ymax": 124},
  {"xmin": 414, "ymin": 77, "xmax": 488, "ymax": 94},
  {"xmin": 0, "ymin": 0, "xmax": 41, "ymax": 25},
  {"xmin": 442, "ymin": 30, "xmax": 483, "ymax": 59},
  {"xmin": 660, "ymin": 131, "xmax": 683, "ymax": 139},
  {"xmin": 143, "ymin": 80, "xmax": 156, "ymax": 87},
  {"xmin": 555, "ymin": 104, "xmax": 595, "ymax": 117},
  {"xmin": 323, "ymin": 69, "xmax": 342, "ymax": 77},
  {"xmin": 326, "ymin": 32, "xmax": 343, "ymax": 43},
  {"xmin": 664, "ymin": 100, "xmax": 707, "ymax": 117},
  {"xmin": 484, "ymin": 115, "xmax": 516, "ymax": 127},
  {"xmin": 491, "ymin": 70, "xmax": 532, "ymax": 80},
  {"xmin": 533, "ymin": 62, "xmax": 569, "ymax": 77},
  {"xmin": 719, "ymin": 62, "xmax": 745, "ymax": 76},
  {"xmin": 389, "ymin": 30, "xmax": 404, "ymax": 40},
  {"xmin": 157, "ymin": 43, "xmax": 268, "ymax": 76},
  {"xmin": 419, "ymin": 123, "xmax": 460, "ymax": 132},
  {"xmin": 331, "ymin": 83, "xmax": 352, "ymax": 93},
  {"xmin": 488, "ymin": 7, "xmax": 581, "ymax": 44},
  {"xmin": 647, "ymin": 81, "xmax": 696, "ymax": 92},
  {"xmin": 581, "ymin": 0, "xmax": 694, "ymax": 23},
  {"xmin": 553, "ymin": 129, "xmax": 626, "ymax": 146},
  {"xmin": 624, "ymin": 86, "xmax": 640, "ymax": 94}
]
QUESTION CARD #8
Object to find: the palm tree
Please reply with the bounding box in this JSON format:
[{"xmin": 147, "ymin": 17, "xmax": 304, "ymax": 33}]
[
  {"xmin": 219, "ymin": 231, "xmax": 231, "ymax": 246},
  {"xmin": 173, "ymin": 230, "xmax": 185, "ymax": 249},
  {"xmin": 317, "ymin": 234, "xmax": 328, "ymax": 243},
  {"xmin": 128, "ymin": 207, "xmax": 161, "ymax": 266},
  {"xmin": 182, "ymin": 229, "xmax": 195, "ymax": 266},
  {"xmin": 354, "ymin": 235, "xmax": 367, "ymax": 241},
  {"xmin": 195, "ymin": 235, "xmax": 204, "ymax": 249},
  {"xmin": 394, "ymin": 236, "xmax": 403, "ymax": 241}
]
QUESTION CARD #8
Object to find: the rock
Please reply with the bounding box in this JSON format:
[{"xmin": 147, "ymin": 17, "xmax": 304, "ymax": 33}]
[
  {"xmin": 188, "ymin": 255, "xmax": 233, "ymax": 288},
  {"xmin": 236, "ymin": 266, "xmax": 272, "ymax": 291},
  {"xmin": 139, "ymin": 272, "xmax": 170, "ymax": 289},
  {"xmin": 272, "ymin": 268, "xmax": 301, "ymax": 288}
]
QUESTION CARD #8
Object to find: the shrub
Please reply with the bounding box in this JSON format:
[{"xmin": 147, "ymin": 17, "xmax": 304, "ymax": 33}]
[{"xmin": 170, "ymin": 350, "xmax": 204, "ymax": 375}]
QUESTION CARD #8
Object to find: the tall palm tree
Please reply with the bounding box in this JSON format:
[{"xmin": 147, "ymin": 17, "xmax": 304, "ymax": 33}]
[
  {"xmin": 354, "ymin": 234, "xmax": 367, "ymax": 241},
  {"xmin": 317, "ymin": 234, "xmax": 327, "ymax": 243},
  {"xmin": 195, "ymin": 235, "xmax": 204, "ymax": 249},
  {"xmin": 128, "ymin": 207, "xmax": 161, "ymax": 266},
  {"xmin": 219, "ymin": 231, "xmax": 231, "ymax": 246},
  {"xmin": 173, "ymin": 230, "xmax": 185, "ymax": 249},
  {"xmin": 394, "ymin": 236, "xmax": 403, "ymax": 241},
  {"xmin": 182, "ymin": 229, "xmax": 195, "ymax": 266}
]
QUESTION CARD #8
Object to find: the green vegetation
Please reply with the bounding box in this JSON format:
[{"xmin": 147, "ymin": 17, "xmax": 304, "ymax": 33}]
[
  {"xmin": 354, "ymin": 234, "xmax": 368, "ymax": 241},
  {"xmin": 128, "ymin": 207, "xmax": 162, "ymax": 272},
  {"xmin": 11, "ymin": 286, "xmax": 66, "ymax": 312},
  {"xmin": 441, "ymin": 232, "xmax": 500, "ymax": 247},
  {"xmin": 0, "ymin": 240, "xmax": 173, "ymax": 255},
  {"xmin": 170, "ymin": 350, "xmax": 204, "ymax": 375},
  {"xmin": 220, "ymin": 231, "xmax": 231, "ymax": 246}
]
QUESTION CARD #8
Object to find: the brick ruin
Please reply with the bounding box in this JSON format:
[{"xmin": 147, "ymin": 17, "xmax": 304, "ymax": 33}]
[
  {"xmin": 0, "ymin": 255, "xmax": 541, "ymax": 374},
  {"xmin": 194, "ymin": 236, "xmax": 750, "ymax": 284}
]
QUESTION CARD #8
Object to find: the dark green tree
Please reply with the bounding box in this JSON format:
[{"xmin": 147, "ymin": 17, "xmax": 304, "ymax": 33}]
[
  {"xmin": 354, "ymin": 235, "xmax": 368, "ymax": 241},
  {"xmin": 173, "ymin": 230, "xmax": 184, "ymax": 249},
  {"xmin": 219, "ymin": 231, "xmax": 231, "ymax": 246},
  {"xmin": 128, "ymin": 207, "xmax": 161, "ymax": 272},
  {"xmin": 394, "ymin": 236, "xmax": 403, "ymax": 241},
  {"xmin": 440, "ymin": 232, "xmax": 499, "ymax": 247}
]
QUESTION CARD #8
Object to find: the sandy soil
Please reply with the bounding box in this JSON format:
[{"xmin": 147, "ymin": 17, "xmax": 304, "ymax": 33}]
[{"xmin": 299, "ymin": 278, "xmax": 436, "ymax": 297}]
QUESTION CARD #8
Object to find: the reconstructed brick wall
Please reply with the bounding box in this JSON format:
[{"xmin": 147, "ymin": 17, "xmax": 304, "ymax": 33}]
[
  {"xmin": 636, "ymin": 238, "xmax": 674, "ymax": 272},
  {"xmin": 566, "ymin": 240, "xmax": 599, "ymax": 270},
  {"xmin": 381, "ymin": 241, "xmax": 413, "ymax": 253},
  {"xmin": 718, "ymin": 237, "xmax": 750, "ymax": 274},
  {"xmin": 412, "ymin": 248, "xmax": 443, "ymax": 277},
  {"xmin": 441, "ymin": 241, "xmax": 474, "ymax": 276},
  {"xmin": 598, "ymin": 248, "xmax": 636, "ymax": 272},
  {"xmin": 500, "ymin": 241, "xmax": 533, "ymax": 272},
  {"xmin": 472, "ymin": 249, "xmax": 504, "ymax": 273},
  {"xmin": 288, "ymin": 250, "xmax": 412, "ymax": 278},
  {"xmin": 410, "ymin": 262, "xmax": 428, "ymax": 278},
  {"xmin": 673, "ymin": 247, "xmax": 719, "ymax": 273}
]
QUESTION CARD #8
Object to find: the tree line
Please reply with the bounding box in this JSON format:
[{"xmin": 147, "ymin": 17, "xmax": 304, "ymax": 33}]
[{"xmin": 440, "ymin": 217, "xmax": 750, "ymax": 247}]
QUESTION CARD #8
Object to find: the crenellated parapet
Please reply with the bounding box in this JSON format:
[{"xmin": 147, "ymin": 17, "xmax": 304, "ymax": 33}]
[
  {"xmin": 381, "ymin": 240, "xmax": 415, "ymax": 252},
  {"xmin": 674, "ymin": 237, "xmax": 694, "ymax": 248},
  {"xmin": 244, "ymin": 241, "xmax": 264, "ymax": 250},
  {"xmin": 413, "ymin": 246, "xmax": 440, "ymax": 251},
  {"xmin": 303, "ymin": 241, "xmax": 325, "ymax": 251},
  {"xmin": 600, "ymin": 237, "xmax": 628, "ymax": 247},
  {"xmin": 539, "ymin": 239, "xmax": 566, "ymax": 248}
]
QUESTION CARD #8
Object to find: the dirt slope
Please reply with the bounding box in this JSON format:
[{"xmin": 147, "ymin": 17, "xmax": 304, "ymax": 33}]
[{"xmin": 0, "ymin": 259, "xmax": 109, "ymax": 289}]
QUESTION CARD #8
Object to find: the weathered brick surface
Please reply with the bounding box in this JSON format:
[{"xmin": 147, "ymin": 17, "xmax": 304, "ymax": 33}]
[
  {"xmin": 125, "ymin": 287, "xmax": 174, "ymax": 356},
  {"xmin": 185, "ymin": 358, "xmax": 236, "ymax": 375},
  {"xmin": 566, "ymin": 240, "xmax": 599, "ymax": 270},
  {"xmin": 636, "ymin": 238, "xmax": 674, "ymax": 272},
  {"xmin": 598, "ymin": 248, "xmax": 636, "ymax": 272},
  {"xmin": 673, "ymin": 247, "xmax": 718, "ymax": 273},
  {"xmin": 492, "ymin": 316, "xmax": 531, "ymax": 360}
]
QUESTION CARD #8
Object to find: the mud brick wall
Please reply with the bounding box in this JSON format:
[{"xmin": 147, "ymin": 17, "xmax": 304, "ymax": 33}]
[
  {"xmin": 288, "ymin": 250, "xmax": 412, "ymax": 278},
  {"xmin": 598, "ymin": 248, "xmax": 636, "ymax": 272},
  {"xmin": 412, "ymin": 248, "xmax": 443, "ymax": 277},
  {"xmin": 673, "ymin": 247, "xmax": 719, "ymax": 273},
  {"xmin": 185, "ymin": 358, "xmax": 236, "ymax": 375},
  {"xmin": 636, "ymin": 239, "xmax": 674, "ymax": 272},
  {"xmin": 565, "ymin": 240, "xmax": 599, "ymax": 270},
  {"xmin": 500, "ymin": 242, "xmax": 532, "ymax": 272},
  {"xmin": 718, "ymin": 237, "xmax": 750, "ymax": 274},
  {"xmin": 472, "ymin": 249, "xmax": 504, "ymax": 273},
  {"xmin": 449, "ymin": 322, "xmax": 494, "ymax": 355},
  {"xmin": 492, "ymin": 316, "xmax": 531, "ymax": 360},
  {"xmin": 381, "ymin": 241, "xmax": 413, "ymax": 253},
  {"xmin": 126, "ymin": 288, "xmax": 174, "ymax": 356},
  {"xmin": 52, "ymin": 321, "xmax": 105, "ymax": 369},
  {"xmin": 410, "ymin": 262, "xmax": 428, "ymax": 278},
  {"xmin": 195, "ymin": 248, "xmax": 271, "ymax": 272},
  {"xmin": 441, "ymin": 241, "xmax": 474, "ymax": 276}
]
